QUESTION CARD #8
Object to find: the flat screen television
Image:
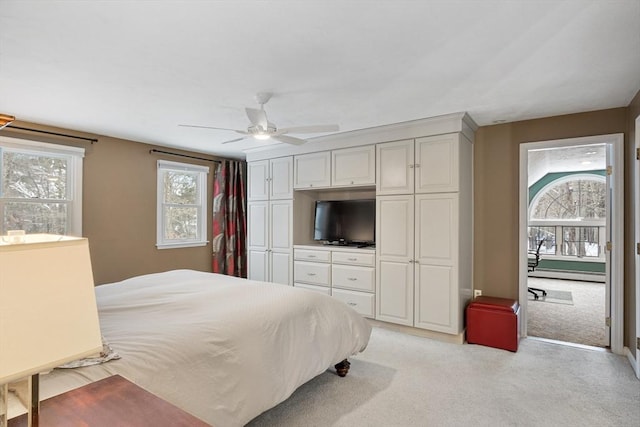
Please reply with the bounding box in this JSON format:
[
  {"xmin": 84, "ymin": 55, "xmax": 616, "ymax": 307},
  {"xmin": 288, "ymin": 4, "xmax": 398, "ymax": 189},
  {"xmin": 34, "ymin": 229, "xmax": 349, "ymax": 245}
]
[{"xmin": 313, "ymin": 199, "xmax": 375, "ymax": 246}]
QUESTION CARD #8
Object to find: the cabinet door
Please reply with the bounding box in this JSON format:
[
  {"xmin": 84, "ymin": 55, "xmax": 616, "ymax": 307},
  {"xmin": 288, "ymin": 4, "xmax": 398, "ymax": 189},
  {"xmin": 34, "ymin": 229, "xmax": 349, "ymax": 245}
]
[
  {"xmin": 332, "ymin": 145, "xmax": 375, "ymax": 186},
  {"xmin": 248, "ymin": 249, "xmax": 268, "ymax": 282},
  {"xmin": 415, "ymin": 134, "xmax": 459, "ymax": 193},
  {"xmin": 294, "ymin": 152, "xmax": 331, "ymax": 189},
  {"xmin": 376, "ymin": 195, "xmax": 414, "ymax": 261},
  {"xmin": 270, "ymin": 200, "xmax": 292, "ymax": 251},
  {"xmin": 376, "ymin": 139, "xmax": 414, "ymax": 195},
  {"xmin": 414, "ymin": 263, "xmax": 456, "ymax": 333},
  {"xmin": 376, "ymin": 260, "xmax": 413, "ymax": 325},
  {"xmin": 415, "ymin": 194, "xmax": 458, "ymax": 266},
  {"xmin": 270, "ymin": 156, "xmax": 293, "ymax": 200},
  {"xmin": 248, "ymin": 160, "xmax": 269, "ymax": 201},
  {"xmin": 414, "ymin": 193, "xmax": 458, "ymax": 333},
  {"xmin": 270, "ymin": 251, "xmax": 292, "ymax": 286},
  {"xmin": 376, "ymin": 195, "xmax": 414, "ymax": 326},
  {"xmin": 247, "ymin": 201, "xmax": 268, "ymax": 250}
]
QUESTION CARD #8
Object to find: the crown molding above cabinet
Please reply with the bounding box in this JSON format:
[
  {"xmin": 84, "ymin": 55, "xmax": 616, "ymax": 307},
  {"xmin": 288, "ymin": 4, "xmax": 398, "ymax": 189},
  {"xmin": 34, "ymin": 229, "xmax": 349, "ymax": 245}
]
[{"xmin": 245, "ymin": 112, "xmax": 477, "ymax": 162}]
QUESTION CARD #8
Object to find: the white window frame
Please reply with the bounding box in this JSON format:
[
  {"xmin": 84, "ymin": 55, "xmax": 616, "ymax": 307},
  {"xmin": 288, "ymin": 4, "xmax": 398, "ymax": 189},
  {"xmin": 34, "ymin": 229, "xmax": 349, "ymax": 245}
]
[
  {"xmin": 156, "ymin": 160, "xmax": 209, "ymax": 249},
  {"xmin": 0, "ymin": 136, "xmax": 84, "ymax": 236}
]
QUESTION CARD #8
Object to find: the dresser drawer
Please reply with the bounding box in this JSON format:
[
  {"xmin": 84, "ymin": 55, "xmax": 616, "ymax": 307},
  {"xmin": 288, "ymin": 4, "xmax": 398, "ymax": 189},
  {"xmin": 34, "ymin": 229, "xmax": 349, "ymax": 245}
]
[
  {"xmin": 294, "ymin": 282, "xmax": 331, "ymax": 295},
  {"xmin": 332, "ymin": 289, "xmax": 375, "ymax": 318},
  {"xmin": 332, "ymin": 264, "xmax": 375, "ymax": 292},
  {"xmin": 294, "ymin": 261, "xmax": 331, "ymax": 286},
  {"xmin": 332, "ymin": 251, "xmax": 375, "ymax": 267},
  {"xmin": 294, "ymin": 249, "xmax": 331, "ymax": 263}
]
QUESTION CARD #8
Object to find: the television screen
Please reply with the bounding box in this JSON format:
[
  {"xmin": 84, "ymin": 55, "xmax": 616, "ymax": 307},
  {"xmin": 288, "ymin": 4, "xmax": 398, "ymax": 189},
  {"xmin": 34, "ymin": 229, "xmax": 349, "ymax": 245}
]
[{"xmin": 313, "ymin": 199, "xmax": 375, "ymax": 245}]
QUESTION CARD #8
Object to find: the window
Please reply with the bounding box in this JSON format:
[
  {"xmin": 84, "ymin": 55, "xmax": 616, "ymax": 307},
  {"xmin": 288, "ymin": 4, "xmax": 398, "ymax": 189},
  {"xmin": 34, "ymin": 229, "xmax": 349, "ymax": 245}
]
[
  {"xmin": 0, "ymin": 136, "xmax": 84, "ymax": 236},
  {"xmin": 527, "ymin": 226, "xmax": 556, "ymax": 255},
  {"xmin": 157, "ymin": 160, "xmax": 208, "ymax": 249},
  {"xmin": 530, "ymin": 176, "xmax": 605, "ymax": 220},
  {"xmin": 562, "ymin": 226, "xmax": 600, "ymax": 257},
  {"xmin": 528, "ymin": 174, "xmax": 606, "ymax": 260}
]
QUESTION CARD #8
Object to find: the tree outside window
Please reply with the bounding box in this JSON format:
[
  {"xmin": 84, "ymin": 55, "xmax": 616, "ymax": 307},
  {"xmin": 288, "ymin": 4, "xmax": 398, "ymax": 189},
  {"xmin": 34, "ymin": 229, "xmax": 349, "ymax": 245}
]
[{"xmin": 528, "ymin": 174, "xmax": 605, "ymax": 259}]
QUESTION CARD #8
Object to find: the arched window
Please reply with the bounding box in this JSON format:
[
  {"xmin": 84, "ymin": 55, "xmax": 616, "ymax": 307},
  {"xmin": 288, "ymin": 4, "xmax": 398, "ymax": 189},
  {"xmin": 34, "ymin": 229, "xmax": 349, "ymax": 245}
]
[
  {"xmin": 528, "ymin": 174, "xmax": 606, "ymax": 259},
  {"xmin": 530, "ymin": 175, "xmax": 605, "ymax": 220}
]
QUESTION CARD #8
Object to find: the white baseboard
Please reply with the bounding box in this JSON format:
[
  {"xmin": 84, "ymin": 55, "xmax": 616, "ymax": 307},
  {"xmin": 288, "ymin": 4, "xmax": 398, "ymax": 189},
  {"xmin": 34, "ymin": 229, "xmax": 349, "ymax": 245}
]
[{"xmin": 624, "ymin": 347, "xmax": 640, "ymax": 380}]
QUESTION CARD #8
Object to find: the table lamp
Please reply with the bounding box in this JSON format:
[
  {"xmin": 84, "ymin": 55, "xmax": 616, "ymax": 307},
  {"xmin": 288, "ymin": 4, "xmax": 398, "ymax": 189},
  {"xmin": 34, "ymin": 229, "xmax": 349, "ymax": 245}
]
[{"xmin": 0, "ymin": 234, "xmax": 103, "ymax": 427}]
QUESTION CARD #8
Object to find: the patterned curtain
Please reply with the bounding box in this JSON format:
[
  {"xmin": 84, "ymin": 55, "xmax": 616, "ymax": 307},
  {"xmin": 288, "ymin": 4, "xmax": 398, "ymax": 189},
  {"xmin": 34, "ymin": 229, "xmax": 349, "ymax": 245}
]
[{"xmin": 212, "ymin": 160, "xmax": 247, "ymax": 277}]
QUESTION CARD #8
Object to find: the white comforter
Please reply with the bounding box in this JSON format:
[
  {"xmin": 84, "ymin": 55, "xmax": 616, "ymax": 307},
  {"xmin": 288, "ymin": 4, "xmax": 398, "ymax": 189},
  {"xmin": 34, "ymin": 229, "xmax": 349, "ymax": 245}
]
[{"xmin": 39, "ymin": 270, "xmax": 372, "ymax": 426}]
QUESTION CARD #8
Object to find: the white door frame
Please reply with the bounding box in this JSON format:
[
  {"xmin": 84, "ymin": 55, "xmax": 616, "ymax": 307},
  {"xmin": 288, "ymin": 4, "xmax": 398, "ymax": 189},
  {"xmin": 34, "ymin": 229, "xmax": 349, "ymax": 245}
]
[
  {"xmin": 518, "ymin": 134, "xmax": 624, "ymax": 355},
  {"xmin": 634, "ymin": 116, "xmax": 640, "ymax": 378}
]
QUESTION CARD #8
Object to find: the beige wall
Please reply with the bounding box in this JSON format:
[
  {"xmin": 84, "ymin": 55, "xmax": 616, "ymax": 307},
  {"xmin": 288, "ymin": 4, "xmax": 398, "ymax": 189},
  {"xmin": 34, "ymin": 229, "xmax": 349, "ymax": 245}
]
[
  {"xmin": 2, "ymin": 122, "xmax": 228, "ymax": 285},
  {"xmin": 474, "ymin": 106, "xmax": 636, "ymax": 349}
]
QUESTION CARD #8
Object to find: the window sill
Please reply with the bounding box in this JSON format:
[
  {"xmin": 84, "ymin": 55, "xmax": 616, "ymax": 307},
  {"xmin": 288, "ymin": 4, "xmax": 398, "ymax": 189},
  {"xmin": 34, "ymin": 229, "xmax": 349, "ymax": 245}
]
[
  {"xmin": 537, "ymin": 255, "xmax": 604, "ymax": 263},
  {"xmin": 156, "ymin": 241, "xmax": 208, "ymax": 250}
]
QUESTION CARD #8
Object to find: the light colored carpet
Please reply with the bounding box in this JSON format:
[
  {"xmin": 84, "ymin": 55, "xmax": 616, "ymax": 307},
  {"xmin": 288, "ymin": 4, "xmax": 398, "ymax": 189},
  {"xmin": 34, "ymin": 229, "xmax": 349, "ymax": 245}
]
[
  {"xmin": 527, "ymin": 278, "xmax": 606, "ymax": 347},
  {"xmin": 248, "ymin": 327, "xmax": 639, "ymax": 426}
]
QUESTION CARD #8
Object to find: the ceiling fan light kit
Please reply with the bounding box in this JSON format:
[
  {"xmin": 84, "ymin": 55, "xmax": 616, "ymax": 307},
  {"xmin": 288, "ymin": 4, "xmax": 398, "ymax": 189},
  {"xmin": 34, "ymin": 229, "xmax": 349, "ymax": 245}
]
[
  {"xmin": 179, "ymin": 93, "xmax": 339, "ymax": 146},
  {"xmin": 0, "ymin": 114, "xmax": 16, "ymax": 130}
]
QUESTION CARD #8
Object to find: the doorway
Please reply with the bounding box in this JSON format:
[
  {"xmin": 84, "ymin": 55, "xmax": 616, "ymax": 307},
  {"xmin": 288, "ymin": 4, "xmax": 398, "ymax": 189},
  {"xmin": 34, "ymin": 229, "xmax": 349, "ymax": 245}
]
[{"xmin": 518, "ymin": 134, "xmax": 624, "ymax": 355}]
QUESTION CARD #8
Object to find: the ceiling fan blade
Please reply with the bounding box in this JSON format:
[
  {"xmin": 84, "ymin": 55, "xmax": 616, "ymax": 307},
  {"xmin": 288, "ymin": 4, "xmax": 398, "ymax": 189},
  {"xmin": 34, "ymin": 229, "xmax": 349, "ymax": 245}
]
[
  {"xmin": 221, "ymin": 136, "xmax": 249, "ymax": 144},
  {"xmin": 277, "ymin": 124, "xmax": 340, "ymax": 135},
  {"xmin": 179, "ymin": 124, "xmax": 247, "ymax": 134},
  {"xmin": 272, "ymin": 134, "xmax": 306, "ymax": 146},
  {"xmin": 245, "ymin": 108, "xmax": 269, "ymax": 130}
]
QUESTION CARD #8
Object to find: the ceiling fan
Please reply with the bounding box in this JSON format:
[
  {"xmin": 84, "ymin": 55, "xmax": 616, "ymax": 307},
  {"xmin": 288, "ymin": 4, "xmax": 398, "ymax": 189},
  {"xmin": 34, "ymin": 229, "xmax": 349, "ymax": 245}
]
[{"xmin": 179, "ymin": 92, "xmax": 339, "ymax": 145}]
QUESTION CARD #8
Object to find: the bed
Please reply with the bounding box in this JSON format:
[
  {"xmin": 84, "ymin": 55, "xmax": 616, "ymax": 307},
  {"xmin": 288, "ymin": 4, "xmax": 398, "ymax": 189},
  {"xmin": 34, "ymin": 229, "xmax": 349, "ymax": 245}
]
[{"xmin": 37, "ymin": 269, "xmax": 371, "ymax": 426}]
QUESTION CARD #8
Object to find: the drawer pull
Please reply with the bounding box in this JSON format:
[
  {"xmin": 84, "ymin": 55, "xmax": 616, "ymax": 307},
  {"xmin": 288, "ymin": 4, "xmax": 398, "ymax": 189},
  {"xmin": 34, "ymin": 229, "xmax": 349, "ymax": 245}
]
[
  {"xmin": 307, "ymin": 272, "xmax": 316, "ymax": 276},
  {"xmin": 347, "ymin": 302, "xmax": 357, "ymax": 306},
  {"xmin": 348, "ymin": 277, "xmax": 358, "ymax": 281},
  {"xmin": 307, "ymin": 255, "xmax": 316, "ymax": 258},
  {"xmin": 347, "ymin": 257, "xmax": 358, "ymax": 261}
]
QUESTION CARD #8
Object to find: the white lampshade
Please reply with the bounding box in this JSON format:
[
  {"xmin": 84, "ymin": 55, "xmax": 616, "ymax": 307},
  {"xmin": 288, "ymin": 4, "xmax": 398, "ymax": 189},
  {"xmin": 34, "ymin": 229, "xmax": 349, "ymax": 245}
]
[{"xmin": 0, "ymin": 234, "xmax": 103, "ymax": 385}]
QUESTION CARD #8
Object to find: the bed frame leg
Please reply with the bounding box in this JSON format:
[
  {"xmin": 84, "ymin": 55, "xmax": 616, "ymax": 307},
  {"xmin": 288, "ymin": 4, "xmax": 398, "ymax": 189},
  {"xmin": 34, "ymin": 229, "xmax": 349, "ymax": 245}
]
[{"xmin": 334, "ymin": 359, "xmax": 351, "ymax": 377}]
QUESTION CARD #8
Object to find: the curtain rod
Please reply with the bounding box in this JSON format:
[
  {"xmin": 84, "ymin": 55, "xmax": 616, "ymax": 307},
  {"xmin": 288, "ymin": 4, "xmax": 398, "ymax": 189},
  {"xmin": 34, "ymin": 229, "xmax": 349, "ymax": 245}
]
[
  {"xmin": 5, "ymin": 125, "xmax": 99, "ymax": 144},
  {"xmin": 150, "ymin": 149, "xmax": 222, "ymax": 163}
]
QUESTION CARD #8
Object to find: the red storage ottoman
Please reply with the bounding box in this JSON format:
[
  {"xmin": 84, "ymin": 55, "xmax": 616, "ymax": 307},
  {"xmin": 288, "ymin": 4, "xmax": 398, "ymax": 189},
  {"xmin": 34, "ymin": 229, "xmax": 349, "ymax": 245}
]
[{"xmin": 466, "ymin": 296, "xmax": 520, "ymax": 352}]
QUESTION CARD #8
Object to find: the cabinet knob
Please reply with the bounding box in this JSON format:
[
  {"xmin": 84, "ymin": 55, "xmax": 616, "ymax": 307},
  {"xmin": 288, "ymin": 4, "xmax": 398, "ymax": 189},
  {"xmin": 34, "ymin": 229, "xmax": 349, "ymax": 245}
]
[
  {"xmin": 351, "ymin": 181, "xmax": 354, "ymax": 184},
  {"xmin": 415, "ymin": 164, "xmax": 420, "ymax": 168},
  {"xmin": 408, "ymin": 164, "xmax": 414, "ymax": 169}
]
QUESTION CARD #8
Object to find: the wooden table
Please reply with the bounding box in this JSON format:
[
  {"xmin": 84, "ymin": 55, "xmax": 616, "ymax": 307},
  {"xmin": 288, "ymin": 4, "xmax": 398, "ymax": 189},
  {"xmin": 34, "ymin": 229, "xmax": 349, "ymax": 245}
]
[{"xmin": 8, "ymin": 375, "xmax": 210, "ymax": 426}]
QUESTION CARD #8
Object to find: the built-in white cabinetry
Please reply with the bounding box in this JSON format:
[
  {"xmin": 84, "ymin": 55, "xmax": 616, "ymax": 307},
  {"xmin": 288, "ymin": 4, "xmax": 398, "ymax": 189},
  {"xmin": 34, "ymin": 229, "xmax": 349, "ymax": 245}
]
[
  {"xmin": 247, "ymin": 200, "xmax": 293, "ymax": 285},
  {"xmin": 294, "ymin": 152, "xmax": 331, "ymax": 189},
  {"xmin": 331, "ymin": 145, "xmax": 375, "ymax": 187},
  {"xmin": 293, "ymin": 246, "xmax": 376, "ymax": 318},
  {"xmin": 248, "ymin": 156, "xmax": 293, "ymax": 201},
  {"xmin": 294, "ymin": 145, "xmax": 375, "ymax": 189},
  {"xmin": 376, "ymin": 133, "xmax": 472, "ymax": 336},
  {"xmin": 247, "ymin": 156, "xmax": 294, "ymax": 285},
  {"xmin": 246, "ymin": 113, "xmax": 476, "ymax": 341},
  {"xmin": 376, "ymin": 134, "xmax": 460, "ymax": 195}
]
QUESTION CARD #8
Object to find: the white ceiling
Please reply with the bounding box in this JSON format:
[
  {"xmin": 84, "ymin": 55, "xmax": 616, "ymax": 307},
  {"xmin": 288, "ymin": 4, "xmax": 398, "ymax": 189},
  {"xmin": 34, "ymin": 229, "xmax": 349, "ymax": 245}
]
[
  {"xmin": 1, "ymin": 1, "xmax": 639, "ymax": 160},
  {"xmin": 527, "ymin": 144, "xmax": 606, "ymax": 186}
]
